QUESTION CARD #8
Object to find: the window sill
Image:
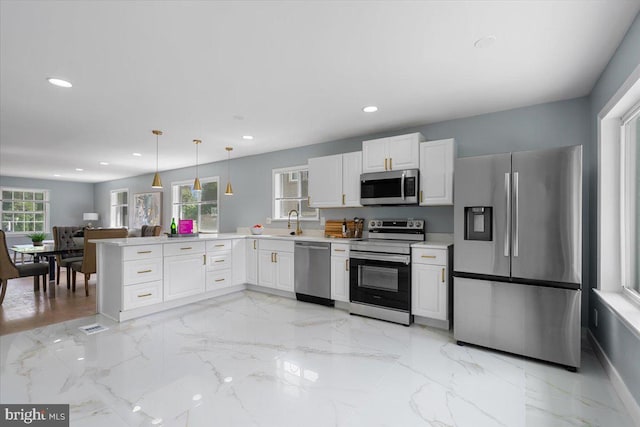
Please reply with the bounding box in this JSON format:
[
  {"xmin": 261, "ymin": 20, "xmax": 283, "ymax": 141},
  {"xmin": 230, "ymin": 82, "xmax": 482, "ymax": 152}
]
[{"xmin": 593, "ymin": 289, "xmax": 640, "ymax": 340}]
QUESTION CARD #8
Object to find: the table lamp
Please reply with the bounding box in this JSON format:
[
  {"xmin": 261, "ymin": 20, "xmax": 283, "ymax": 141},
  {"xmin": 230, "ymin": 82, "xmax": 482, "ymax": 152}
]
[{"xmin": 83, "ymin": 213, "xmax": 99, "ymax": 228}]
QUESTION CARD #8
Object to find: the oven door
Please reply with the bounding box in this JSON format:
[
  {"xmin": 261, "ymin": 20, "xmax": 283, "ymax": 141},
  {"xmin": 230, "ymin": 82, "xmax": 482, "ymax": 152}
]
[{"xmin": 349, "ymin": 252, "xmax": 411, "ymax": 311}]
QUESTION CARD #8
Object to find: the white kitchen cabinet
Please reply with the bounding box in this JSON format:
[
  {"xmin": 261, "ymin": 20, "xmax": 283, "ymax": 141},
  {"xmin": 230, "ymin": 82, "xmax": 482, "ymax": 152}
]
[
  {"xmin": 232, "ymin": 238, "xmax": 247, "ymax": 286},
  {"xmin": 419, "ymin": 138, "xmax": 455, "ymax": 205},
  {"xmin": 411, "ymin": 246, "xmax": 451, "ymax": 327},
  {"xmin": 308, "ymin": 151, "xmax": 362, "ymax": 208},
  {"xmin": 258, "ymin": 239, "xmax": 294, "ymax": 292},
  {"xmin": 163, "ymin": 242, "xmax": 206, "ymax": 301},
  {"xmin": 246, "ymin": 238, "xmax": 259, "ymax": 285},
  {"xmin": 362, "ymin": 133, "xmax": 423, "ymax": 173},
  {"xmin": 330, "ymin": 243, "xmax": 350, "ymax": 302},
  {"xmin": 205, "ymin": 240, "xmax": 233, "ymax": 292}
]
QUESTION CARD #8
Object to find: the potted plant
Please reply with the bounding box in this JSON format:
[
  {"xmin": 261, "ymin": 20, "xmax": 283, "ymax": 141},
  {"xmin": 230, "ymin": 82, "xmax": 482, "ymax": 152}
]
[{"xmin": 27, "ymin": 232, "xmax": 47, "ymax": 246}]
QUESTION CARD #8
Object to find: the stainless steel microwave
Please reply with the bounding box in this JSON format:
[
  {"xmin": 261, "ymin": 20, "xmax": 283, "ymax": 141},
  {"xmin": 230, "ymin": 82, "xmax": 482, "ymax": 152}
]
[{"xmin": 360, "ymin": 169, "xmax": 419, "ymax": 205}]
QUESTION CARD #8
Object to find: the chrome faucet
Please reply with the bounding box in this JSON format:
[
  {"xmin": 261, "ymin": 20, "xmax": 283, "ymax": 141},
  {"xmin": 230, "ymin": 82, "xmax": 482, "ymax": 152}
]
[{"xmin": 287, "ymin": 209, "xmax": 303, "ymax": 235}]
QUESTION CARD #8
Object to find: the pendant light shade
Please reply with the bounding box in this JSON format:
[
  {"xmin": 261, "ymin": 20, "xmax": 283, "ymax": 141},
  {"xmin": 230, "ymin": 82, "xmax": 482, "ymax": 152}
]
[
  {"xmin": 151, "ymin": 130, "xmax": 163, "ymax": 189},
  {"xmin": 225, "ymin": 146, "xmax": 234, "ymax": 196},
  {"xmin": 193, "ymin": 139, "xmax": 202, "ymax": 192}
]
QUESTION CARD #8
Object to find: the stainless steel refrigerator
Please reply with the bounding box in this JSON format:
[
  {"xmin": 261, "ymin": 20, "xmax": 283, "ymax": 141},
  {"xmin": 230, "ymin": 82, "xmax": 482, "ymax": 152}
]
[{"xmin": 453, "ymin": 145, "xmax": 582, "ymax": 370}]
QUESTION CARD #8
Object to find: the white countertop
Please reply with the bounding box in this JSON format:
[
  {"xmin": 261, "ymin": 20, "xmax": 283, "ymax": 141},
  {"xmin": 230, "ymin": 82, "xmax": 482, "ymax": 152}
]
[{"xmin": 93, "ymin": 232, "xmax": 453, "ymax": 247}]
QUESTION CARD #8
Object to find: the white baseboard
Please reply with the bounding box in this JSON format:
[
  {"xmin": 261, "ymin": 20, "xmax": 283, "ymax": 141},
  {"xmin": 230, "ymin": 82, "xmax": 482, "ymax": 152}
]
[{"xmin": 588, "ymin": 330, "xmax": 640, "ymax": 425}]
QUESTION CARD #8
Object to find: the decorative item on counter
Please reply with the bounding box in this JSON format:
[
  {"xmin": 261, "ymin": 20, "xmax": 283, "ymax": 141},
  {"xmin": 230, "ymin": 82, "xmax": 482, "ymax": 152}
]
[
  {"xmin": 178, "ymin": 219, "xmax": 194, "ymax": 235},
  {"xmin": 170, "ymin": 218, "xmax": 177, "ymax": 235},
  {"xmin": 342, "ymin": 218, "xmax": 348, "ymax": 237},
  {"xmin": 353, "ymin": 217, "xmax": 364, "ymax": 238},
  {"xmin": 324, "ymin": 220, "xmax": 358, "ymax": 238},
  {"xmin": 251, "ymin": 224, "xmax": 264, "ymax": 235}
]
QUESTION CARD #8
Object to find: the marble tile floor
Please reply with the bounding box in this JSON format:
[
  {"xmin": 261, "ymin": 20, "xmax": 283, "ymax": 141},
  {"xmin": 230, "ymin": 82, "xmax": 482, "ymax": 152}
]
[{"xmin": 0, "ymin": 290, "xmax": 634, "ymax": 427}]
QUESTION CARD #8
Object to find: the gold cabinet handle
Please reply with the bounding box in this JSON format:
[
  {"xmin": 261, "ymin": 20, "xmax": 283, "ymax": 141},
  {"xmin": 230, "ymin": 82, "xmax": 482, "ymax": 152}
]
[
  {"xmin": 345, "ymin": 259, "xmax": 349, "ymax": 271},
  {"xmin": 308, "ymin": 196, "xmax": 311, "ymax": 204},
  {"xmin": 384, "ymin": 158, "xmax": 388, "ymax": 170},
  {"xmin": 420, "ymin": 190, "xmax": 423, "ymax": 203},
  {"xmin": 180, "ymin": 247, "xmax": 193, "ymax": 250},
  {"xmin": 203, "ymin": 254, "xmax": 206, "ymax": 265},
  {"xmin": 274, "ymin": 252, "xmax": 278, "ymax": 263},
  {"xmin": 442, "ymin": 268, "xmax": 445, "ymax": 283},
  {"xmin": 137, "ymin": 269, "xmax": 152, "ymax": 274},
  {"xmin": 137, "ymin": 293, "xmax": 152, "ymax": 298},
  {"xmin": 271, "ymin": 252, "xmax": 275, "ymax": 263},
  {"xmin": 214, "ymin": 259, "xmax": 225, "ymax": 263},
  {"xmin": 137, "ymin": 250, "xmax": 152, "ymax": 254},
  {"xmin": 334, "ymin": 249, "xmax": 346, "ymax": 252},
  {"xmin": 215, "ymin": 244, "xmax": 225, "ymax": 247},
  {"xmin": 215, "ymin": 278, "xmax": 225, "ymax": 282},
  {"xmin": 253, "ymin": 240, "xmax": 257, "ymax": 250},
  {"xmin": 421, "ymin": 255, "xmax": 436, "ymax": 259},
  {"xmin": 342, "ymin": 194, "xmax": 345, "ymax": 205},
  {"xmin": 389, "ymin": 158, "xmax": 392, "ymax": 170}
]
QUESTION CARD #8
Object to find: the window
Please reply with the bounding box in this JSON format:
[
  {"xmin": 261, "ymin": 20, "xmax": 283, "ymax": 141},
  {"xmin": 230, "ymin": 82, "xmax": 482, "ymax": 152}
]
[
  {"xmin": 272, "ymin": 165, "xmax": 318, "ymax": 221},
  {"xmin": 172, "ymin": 178, "xmax": 219, "ymax": 233},
  {"xmin": 622, "ymin": 104, "xmax": 640, "ymax": 296},
  {"xmin": 110, "ymin": 188, "xmax": 128, "ymax": 228},
  {"xmin": 1, "ymin": 188, "xmax": 50, "ymax": 233}
]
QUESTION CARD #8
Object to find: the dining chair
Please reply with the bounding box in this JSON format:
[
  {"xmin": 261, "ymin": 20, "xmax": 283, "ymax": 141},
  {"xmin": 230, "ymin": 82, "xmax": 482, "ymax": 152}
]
[
  {"xmin": 70, "ymin": 228, "xmax": 128, "ymax": 296},
  {"xmin": 0, "ymin": 230, "xmax": 49, "ymax": 304},
  {"xmin": 141, "ymin": 225, "xmax": 162, "ymax": 236},
  {"xmin": 52, "ymin": 226, "xmax": 84, "ymax": 288}
]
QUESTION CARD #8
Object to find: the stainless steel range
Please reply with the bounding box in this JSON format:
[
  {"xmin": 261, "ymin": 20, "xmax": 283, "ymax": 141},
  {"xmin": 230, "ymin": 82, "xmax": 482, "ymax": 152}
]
[{"xmin": 349, "ymin": 218, "xmax": 425, "ymax": 325}]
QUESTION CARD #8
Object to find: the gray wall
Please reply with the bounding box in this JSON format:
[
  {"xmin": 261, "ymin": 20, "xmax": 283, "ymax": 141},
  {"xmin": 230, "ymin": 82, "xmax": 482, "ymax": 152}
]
[
  {"xmin": 589, "ymin": 11, "xmax": 640, "ymax": 407},
  {"xmin": 0, "ymin": 175, "xmax": 95, "ymax": 246}
]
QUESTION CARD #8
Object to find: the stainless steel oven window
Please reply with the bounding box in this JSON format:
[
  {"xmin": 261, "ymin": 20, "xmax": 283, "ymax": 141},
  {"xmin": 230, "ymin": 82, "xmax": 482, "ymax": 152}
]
[{"xmin": 358, "ymin": 265, "xmax": 399, "ymax": 292}]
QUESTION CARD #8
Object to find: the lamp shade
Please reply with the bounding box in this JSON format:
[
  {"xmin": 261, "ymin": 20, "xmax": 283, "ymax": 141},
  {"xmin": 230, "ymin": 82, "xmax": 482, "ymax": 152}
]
[{"xmin": 83, "ymin": 213, "xmax": 99, "ymax": 221}]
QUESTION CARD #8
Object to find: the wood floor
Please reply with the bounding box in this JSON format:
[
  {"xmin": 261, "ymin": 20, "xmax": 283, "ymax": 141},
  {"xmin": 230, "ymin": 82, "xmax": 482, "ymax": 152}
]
[{"xmin": 0, "ymin": 270, "xmax": 97, "ymax": 336}]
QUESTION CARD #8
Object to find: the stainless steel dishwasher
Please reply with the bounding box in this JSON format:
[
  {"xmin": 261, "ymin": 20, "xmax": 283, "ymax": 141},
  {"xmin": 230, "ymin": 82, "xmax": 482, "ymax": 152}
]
[{"xmin": 294, "ymin": 241, "xmax": 333, "ymax": 306}]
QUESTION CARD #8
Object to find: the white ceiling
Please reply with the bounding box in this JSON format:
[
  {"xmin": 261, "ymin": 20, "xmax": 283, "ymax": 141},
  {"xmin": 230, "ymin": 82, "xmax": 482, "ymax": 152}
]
[{"xmin": 1, "ymin": 1, "xmax": 639, "ymax": 183}]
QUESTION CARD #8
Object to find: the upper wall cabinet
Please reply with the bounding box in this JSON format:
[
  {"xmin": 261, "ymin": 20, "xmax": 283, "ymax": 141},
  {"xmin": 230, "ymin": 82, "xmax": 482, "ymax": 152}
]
[
  {"xmin": 308, "ymin": 151, "xmax": 362, "ymax": 208},
  {"xmin": 362, "ymin": 132, "xmax": 423, "ymax": 173},
  {"xmin": 419, "ymin": 138, "xmax": 456, "ymax": 206}
]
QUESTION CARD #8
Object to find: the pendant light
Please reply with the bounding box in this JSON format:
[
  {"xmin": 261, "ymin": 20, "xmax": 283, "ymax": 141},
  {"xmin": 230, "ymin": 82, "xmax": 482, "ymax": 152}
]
[
  {"xmin": 193, "ymin": 139, "xmax": 202, "ymax": 193},
  {"xmin": 225, "ymin": 146, "xmax": 234, "ymax": 195},
  {"xmin": 151, "ymin": 130, "xmax": 163, "ymax": 188}
]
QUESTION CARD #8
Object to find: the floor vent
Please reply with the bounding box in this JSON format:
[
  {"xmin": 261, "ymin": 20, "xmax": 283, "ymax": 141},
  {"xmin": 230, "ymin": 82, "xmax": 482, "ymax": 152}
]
[{"xmin": 78, "ymin": 323, "xmax": 108, "ymax": 335}]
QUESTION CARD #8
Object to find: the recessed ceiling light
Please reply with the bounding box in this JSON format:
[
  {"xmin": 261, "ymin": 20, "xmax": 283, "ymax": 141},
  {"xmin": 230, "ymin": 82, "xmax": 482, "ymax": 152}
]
[
  {"xmin": 192, "ymin": 394, "xmax": 202, "ymax": 401},
  {"xmin": 53, "ymin": 174, "xmax": 61, "ymax": 177},
  {"xmin": 362, "ymin": 106, "xmax": 378, "ymax": 113},
  {"xmin": 75, "ymin": 168, "xmax": 84, "ymax": 172},
  {"xmin": 474, "ymin": 35, "xmax": 496, "ymax": 49},
  {"xmin": 242, "ymin": 135, "xmax": 254, "ymax": 140},
  {"xmin": 99, "ymin": 161, "xmax": 109, "ymax": 166},
  {"xmin": 132, "ymin": 152, "xmax": 142, "ymax": 157},
  {"xmin": 47, "ymin": 77, "xmax": 73, "ymax": 88}
]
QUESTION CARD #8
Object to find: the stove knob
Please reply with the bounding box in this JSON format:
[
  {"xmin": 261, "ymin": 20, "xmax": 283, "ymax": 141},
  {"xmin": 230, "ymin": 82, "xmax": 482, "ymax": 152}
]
[
  {"xmin": 415, "ymin": 221, "xmax": 422, "ymax": 228},
  {"xmin": 376, "ymin": 221, "xmax": 382, "ymax": 227},
  {"xmin": 408, "ymin": 221, "xmax": 413, "ymax": 227},
  {"xmin": 369, "ymin": 220, "xmax": 376, "ymax": 228}
]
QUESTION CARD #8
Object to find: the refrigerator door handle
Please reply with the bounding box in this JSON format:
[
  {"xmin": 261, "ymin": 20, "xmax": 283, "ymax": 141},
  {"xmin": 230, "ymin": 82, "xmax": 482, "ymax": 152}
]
[
  {"xmin": 504, "ymin": 173, "xmax": 511, "ymax": 257},
  {"xmin": 401, "ymin": 172, "xmax": 405, "ymax": 200},
  {"xmin": 513, "ymin": 172, "xmax": 519, "ymax": 257}
]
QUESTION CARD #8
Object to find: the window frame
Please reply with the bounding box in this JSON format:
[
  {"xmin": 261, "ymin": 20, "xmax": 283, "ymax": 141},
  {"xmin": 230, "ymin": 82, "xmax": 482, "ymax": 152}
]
[
  {"xmin": 0, "ymin": 187, "xmax": 51, "ymax": 235},
  {"xmin": 171, "ymin": 176, "xmax": 220, "ymax": 233},
  {"xmin": 272, "ymin": 164, "xmax": 318, "ymax": 221},
  {"xmin": 110, "ymin": 188, "xmax": 129, "ymax": 228},
  {"xmin": 621, "ymin": 102, "xmax": 640, "ymax": 302}
]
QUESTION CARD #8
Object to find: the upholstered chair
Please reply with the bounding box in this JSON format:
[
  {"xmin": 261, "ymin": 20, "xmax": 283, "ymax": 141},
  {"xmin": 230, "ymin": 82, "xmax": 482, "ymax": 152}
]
[
  {"xmin": 141, "ymin": 225, "xmax": 162, "ymax": 236},
  {"xmin": 70, "ymin": 228, "xmax": 128, "ymax": 296},
  {"xmin": 0, "ymin": 230, "xmax": 49, "ymax": 304},
  {"xmin": 52, "ymin": 226, "xmax": 84, "ymax": 288}
]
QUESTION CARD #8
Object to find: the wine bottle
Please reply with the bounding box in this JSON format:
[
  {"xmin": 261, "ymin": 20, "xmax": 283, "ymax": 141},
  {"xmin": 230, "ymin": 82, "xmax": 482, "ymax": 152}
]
[{"xmin": 170, "ymin": 218, "xmax": 177, "ymax": 235}]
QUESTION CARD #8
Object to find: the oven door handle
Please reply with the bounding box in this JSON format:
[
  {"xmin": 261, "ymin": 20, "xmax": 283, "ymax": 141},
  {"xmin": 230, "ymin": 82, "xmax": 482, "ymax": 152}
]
[{"xmin": 350, "ymin": 252, "xmax": 410, "ymax": 264}]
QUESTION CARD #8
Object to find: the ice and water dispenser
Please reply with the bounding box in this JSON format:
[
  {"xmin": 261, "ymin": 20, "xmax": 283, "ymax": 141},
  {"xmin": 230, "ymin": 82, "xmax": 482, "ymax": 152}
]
[{"xmin": 464, "ymin": 207, "xmax": 492, "ymax": 241}]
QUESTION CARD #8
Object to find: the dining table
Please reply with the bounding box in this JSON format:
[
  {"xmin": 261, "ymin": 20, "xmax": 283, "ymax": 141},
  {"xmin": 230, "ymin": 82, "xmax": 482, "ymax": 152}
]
[{"xmin": 10, "ymin": 244, "xmax": 84, "ymax": 298}]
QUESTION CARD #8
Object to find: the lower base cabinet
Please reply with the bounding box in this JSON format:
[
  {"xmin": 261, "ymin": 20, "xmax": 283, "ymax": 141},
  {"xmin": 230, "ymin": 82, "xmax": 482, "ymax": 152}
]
[
  {"xmin": 258, "ymin": 240, "xmax": 294, "ymax": 292},
  {"xmin": 330, "ymin": 243, "xmax": 350, "ymax": 302},
  {"xmin": 164, "ymin": 254, "xmax": 206, "ymax": 301},
  {"xmin": 411, "ymin": 245, "xmax": 452, "ymax": 325}
]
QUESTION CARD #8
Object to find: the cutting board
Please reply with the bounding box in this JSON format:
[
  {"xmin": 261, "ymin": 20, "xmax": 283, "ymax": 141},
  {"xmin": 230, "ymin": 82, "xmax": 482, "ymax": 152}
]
[{"xmin": 325, "ymin": 220, "xmax": 363, "ymax": 238}]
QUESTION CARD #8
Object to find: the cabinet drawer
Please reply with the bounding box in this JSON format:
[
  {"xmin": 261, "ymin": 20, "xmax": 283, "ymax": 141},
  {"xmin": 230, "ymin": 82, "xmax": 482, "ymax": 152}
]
[
  {"xmin": 331, "ymin": 243, "xmax": 350, "ymax": 257},
  {"xmin": 164, "ymin": 241, "xmax": 205, "ymax": 257},
  {"xmin": 206, "ymin": 270, "xmax": 232, "ymax": 291},
  {"xmin": 259, "ymin": 239, "xmax": 294, "ymax": 253},
  {"xmin": 412, "ymin": 248, "xmax": 446, "ymax": 265},
  {"xmin": 123, "ymin": 245, "xmax": 163, "ymax": 261},
  {"xmin": 123, "ymin": 259, "xmax": 163, "ymax": 285},
  {"xmin": 206, "ymin": 239, "xmax": 232, "ymax": 252},
  {"xmin": 206, "ymin": 253, "xmax": 231, "ymax": 271},
  {"xmin": 123, "ymin": 281, "xmax": 163, "ymax": 310}
]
